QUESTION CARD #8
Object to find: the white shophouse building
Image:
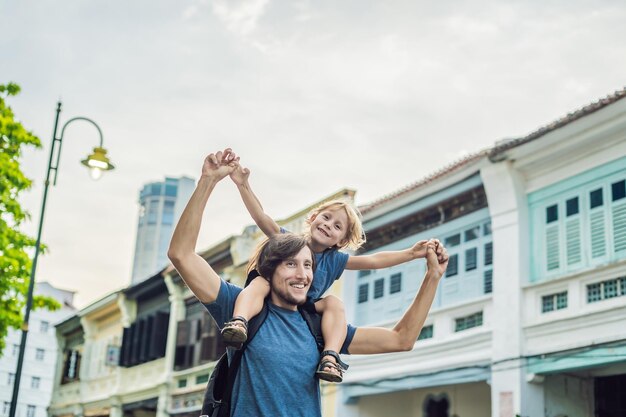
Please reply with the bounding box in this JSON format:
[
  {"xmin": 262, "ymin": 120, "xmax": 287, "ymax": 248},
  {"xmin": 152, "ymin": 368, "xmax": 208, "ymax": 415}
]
[{"xmin": 0, "ymin": 282, "xmax": 76, "ymax": 417}]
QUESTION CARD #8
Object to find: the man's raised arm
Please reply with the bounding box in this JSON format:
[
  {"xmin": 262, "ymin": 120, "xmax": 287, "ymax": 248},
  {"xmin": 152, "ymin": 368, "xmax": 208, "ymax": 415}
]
[
  {"xmin": 348, "ymin": 241, "xmax": 448, "ymax": 354},
  {"xmin": 168, "ymin": 149, "xmax": 237, "ymax": 304}
]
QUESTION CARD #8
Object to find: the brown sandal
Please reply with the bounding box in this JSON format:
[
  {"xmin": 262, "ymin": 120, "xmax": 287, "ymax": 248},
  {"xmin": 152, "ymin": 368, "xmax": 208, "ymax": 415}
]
[
  {"xmin": 315, "ymin": 350, "xmax": 349, "ymax": 383},
  {"xmin": 221, "ymin": 316, "xmax": 248, "ymax": 349}
]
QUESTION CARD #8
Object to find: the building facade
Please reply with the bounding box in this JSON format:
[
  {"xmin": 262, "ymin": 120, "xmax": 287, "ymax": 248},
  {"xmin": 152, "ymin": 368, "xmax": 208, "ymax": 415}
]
[
  {"xmin": 131, "ymin": 177, "xmax": 195, "ymax": 284},
  {"xmin": 49, "ymin": 88, "xmax": 626, "ymax": 417},
  {"xmin": 334, "ymin": 88, "xmax": 626, "ymax": 417},
  {"xmin": 1, "ymin": 282, "xmax": 76, "ymax": 417}
]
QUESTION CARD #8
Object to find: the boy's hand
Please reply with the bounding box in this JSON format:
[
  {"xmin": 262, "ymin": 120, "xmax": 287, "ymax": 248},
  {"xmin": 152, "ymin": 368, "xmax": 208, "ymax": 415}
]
[
  {"xmin": 230, "ymin": 163, "xmax": 250, "ymax": 186},
  {"xmin": 202, "ymin": 148, "xmax": 239, "ymax": 181},
  {"xmin": 410, "ymin": 240, "xmax": 430, "ymax": 259},
  {"xmin": 425, "ymin": 241, "xmax": 448, "ymax": 280}
]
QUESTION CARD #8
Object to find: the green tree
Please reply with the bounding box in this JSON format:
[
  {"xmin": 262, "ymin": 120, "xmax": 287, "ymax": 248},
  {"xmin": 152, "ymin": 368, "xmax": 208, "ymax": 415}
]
[{"xmin": 0, "ymin": 82, "xmax": 60, "ymax": 356}]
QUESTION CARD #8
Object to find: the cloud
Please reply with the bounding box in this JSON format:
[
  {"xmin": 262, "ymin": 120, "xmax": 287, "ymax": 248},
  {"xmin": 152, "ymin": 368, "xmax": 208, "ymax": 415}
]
[{"xmin": 212, "ymin": 0, "xmax": 270, "ymax": 36}]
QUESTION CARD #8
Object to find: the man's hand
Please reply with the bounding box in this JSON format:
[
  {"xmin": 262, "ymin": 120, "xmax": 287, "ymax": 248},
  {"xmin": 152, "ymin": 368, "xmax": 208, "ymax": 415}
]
[
  {"xmin": 410, "ymin": 238, "xmax": 447, "ymax": 264},
  {"xmin": 425, "ymin": 240, "xmax": 448, "ymax": 280},
  {"xmin": 201, "ymin": 148, "xmax": 239, "ymax": 181},
  {"xmin": 230, "ymin": 163, "xmax": 250, "ymax": 186}
]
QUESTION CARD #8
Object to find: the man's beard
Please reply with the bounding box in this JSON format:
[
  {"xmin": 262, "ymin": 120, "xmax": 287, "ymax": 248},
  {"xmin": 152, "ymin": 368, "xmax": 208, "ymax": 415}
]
[{"xmin": 271, "ymin": 282, "xmax": 306, "ymax": 307}]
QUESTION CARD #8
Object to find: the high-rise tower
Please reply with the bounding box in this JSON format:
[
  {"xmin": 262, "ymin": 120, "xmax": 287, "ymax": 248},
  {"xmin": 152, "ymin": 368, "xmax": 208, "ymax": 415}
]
[{"xmin": 131, "ymin": 176, "xmax": 195, "ymax": 283}]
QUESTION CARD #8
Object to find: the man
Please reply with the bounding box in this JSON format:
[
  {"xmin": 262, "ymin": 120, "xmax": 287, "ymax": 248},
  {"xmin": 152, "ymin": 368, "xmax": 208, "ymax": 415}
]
[{"xmin": 168, "ymin": 149, "xmax": 449, "ymax": 417}]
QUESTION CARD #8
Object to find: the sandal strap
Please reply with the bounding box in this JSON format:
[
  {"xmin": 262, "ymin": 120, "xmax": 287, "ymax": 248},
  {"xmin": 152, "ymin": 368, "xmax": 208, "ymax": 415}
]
[
  {"xmin": 318, "ymin": 360, "xmax": 345, "ymax": 376},
  {"xmin": 226, "ymin": 316, "xmax": 249, "ymax": 329},
  {"xmin": 320, "ymin": 350, "xmax": 349, "ymax": 370}
]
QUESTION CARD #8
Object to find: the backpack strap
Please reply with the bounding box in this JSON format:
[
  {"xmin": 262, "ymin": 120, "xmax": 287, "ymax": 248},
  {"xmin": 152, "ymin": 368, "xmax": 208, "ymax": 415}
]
[
  {"xmin": 217, "ymin": 300, "xmax": 269, "ymax": 417},
  {"xmin": 298, "ymin": 298, "xmax": 325, "ymax": 352}
]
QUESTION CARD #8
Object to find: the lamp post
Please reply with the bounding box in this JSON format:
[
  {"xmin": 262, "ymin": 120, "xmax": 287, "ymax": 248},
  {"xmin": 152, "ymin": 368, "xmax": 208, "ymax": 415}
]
[{"xmin": 9, "ymin": 102, "xmax": 115, "ymax": 417}]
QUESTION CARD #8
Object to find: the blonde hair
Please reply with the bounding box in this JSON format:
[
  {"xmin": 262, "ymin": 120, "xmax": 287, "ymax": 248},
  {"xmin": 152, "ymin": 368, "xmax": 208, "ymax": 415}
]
[{"xmin": 306, "ymin": 200, "xmax": 366, "ymax": 250}]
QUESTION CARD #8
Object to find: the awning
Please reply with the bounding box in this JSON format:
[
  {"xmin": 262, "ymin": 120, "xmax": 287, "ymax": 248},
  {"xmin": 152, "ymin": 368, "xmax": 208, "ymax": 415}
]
[
  {"xmin": 342, "ymin": 363, "xmax": 491, "ymax": 403},
  {"xmin": 527, "ymin": 340, "xmax": 626, "ymax": 375}
]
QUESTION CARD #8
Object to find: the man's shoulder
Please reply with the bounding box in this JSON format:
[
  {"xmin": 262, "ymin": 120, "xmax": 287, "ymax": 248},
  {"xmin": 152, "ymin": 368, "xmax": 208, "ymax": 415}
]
[{"xmin": 203, "ymin": 279, "xmax": 243, "ymax": 327}]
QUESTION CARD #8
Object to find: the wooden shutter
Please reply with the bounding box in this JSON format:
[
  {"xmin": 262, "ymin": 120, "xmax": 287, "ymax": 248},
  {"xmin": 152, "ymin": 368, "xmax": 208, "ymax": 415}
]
[
  {"xmin": 545, "ymin": 225, "xmax": 560, "ymax": 271},
  {"xmin": 174, "ymin": 320, "xmax": 189, "ymax": 369},
  {"xmin": 565, "ymin": 217, "xmax": 581, "ymax": 265},
  {"xmin": 613, "ymin": 200, "xmax": 626, "ymax": 253},
  {"xmin": 149, "ymin": 311, "xmax": 169, "ymax": 359}
]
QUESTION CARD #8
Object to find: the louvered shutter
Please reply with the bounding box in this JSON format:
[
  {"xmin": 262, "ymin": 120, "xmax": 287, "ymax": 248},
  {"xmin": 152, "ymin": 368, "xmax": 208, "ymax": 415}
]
[
  {"xmin": 174, "ymin": 321, "xmax": 189, "ymax": 369},
  {"xmin": 545, "ymin": 225, "xmax": 560, "ymax": 272},
  {"xmin": 612, "ymin": 200, "xmax": 626, "ymax": 253},
  {"xmin": 149, "ymin": 311, "xmax": 169, "ymax": 359},
  {"xmin": 565, "ymin": 217, "xmax": 581, "ymax": 265}
]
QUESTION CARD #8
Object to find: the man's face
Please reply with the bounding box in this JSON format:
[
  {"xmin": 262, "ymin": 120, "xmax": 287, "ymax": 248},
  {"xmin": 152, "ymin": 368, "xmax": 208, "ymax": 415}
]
[{"xmin": 269, "ymin": 246, "xmax": 314, "ymax": 310}]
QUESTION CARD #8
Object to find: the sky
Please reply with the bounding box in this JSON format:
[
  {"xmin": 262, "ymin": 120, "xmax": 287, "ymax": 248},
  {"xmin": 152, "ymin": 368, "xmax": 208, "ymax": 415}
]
[{"xmin": 2, "ymin": 0, "xmax": 625, "ymax": 308}]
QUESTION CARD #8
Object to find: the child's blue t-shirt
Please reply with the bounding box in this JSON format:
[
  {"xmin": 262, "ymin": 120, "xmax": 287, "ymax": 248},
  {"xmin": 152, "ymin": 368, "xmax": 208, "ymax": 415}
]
[{"xmin": 279, "ymin": 228, "xmax": 349, "ymax": 299}]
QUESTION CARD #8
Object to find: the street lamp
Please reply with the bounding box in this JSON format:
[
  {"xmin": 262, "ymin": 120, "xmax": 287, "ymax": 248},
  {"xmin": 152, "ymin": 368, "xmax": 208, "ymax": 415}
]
[{"xmin": 9, "ymin": 102, "xmax": 115, "ymax": 417}]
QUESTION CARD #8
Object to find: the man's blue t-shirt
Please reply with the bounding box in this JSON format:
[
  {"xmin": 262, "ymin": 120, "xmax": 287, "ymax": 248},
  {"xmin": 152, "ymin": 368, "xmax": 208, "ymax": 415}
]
[
  {"xmin": 278, "ymin": 228, "xmax": 350, "ymax": 299},
  {"xmin": 204, "ymin": 280, "xmax": 356, "ymax": 417}
]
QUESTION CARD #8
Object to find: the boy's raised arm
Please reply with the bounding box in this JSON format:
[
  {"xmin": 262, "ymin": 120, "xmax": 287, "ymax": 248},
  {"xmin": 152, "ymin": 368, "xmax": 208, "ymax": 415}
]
[
  {"xmin": 230, "ymin": 163, "xmax": 281, "ymax": 237},
  {"xmin": 345, "ymin": 239, "xmax": 444, "ymax": 270},
  {"xmin": 168, "ymin": 150, "xmax": 237, "ymax": 304}
]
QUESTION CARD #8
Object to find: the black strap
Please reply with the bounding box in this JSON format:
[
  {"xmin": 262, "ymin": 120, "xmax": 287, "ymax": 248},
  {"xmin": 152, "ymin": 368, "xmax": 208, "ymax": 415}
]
[
  {"xmin": 218, "ymin": 299, "xmax": 270, "ymax": 416},
  {"xmin": 298, "ymin": 299, "xmax": 324, "ymax": 352}
]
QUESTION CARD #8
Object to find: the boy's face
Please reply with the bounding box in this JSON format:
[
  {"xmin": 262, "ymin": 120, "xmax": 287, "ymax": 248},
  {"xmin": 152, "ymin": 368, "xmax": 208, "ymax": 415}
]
[{"xmin": 309, "ymin": 208, "xmax": 349, "ymax": 248}]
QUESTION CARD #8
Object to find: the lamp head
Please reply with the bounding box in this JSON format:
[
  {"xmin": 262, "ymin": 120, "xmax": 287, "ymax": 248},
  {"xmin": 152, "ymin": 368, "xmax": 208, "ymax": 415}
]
[{"xmin": 81, "ymin": 147, "xmax": 115, "ymax": 180}]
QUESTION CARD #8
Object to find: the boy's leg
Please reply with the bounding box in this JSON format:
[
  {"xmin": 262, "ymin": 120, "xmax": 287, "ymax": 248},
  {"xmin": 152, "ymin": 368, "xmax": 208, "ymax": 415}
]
[
  {"xmin": 222, "ymin": 277, "xmax": 270, "ymax": 347},
  {"xmin": 314, "ymin": 295, "xmax": 348, "ymax": 382}
]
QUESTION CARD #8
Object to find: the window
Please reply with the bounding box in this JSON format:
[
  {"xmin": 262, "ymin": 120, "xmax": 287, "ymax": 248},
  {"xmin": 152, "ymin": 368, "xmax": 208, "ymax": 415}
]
[
  {"xmin": 147, "ymin": 200, "xmax": 159, "ymax": 225},
  {"xmin": 542, "ymin": 292, "xmax": 567, "ymax": 313},
  {"xmin": 389, "ymin": 273, "xmax": 402, "ymax": 294},
  {"xmin": 455, "ymin": 312, "xmax": 483, "ymax": 332},
  {"xmin": 8, "ymin": 373, "xmax": 15, "ymax": 385},
  {"xmin": 26, "ymin": 406, "xmax": 35, "ymax": 417},
  {"xmin": 162, "ymin": 201, "xmax": 175, "ymax": 225},
  {"xmin": 483, "ymin": 221, "xmax": 492, "ymax": 236},
  {"xmin": 465, "ymin": 248, "xmax": 477, "ymax": 271},
  {"xmin": 546, "ymin": 204, "xmax": 558, "ymax": 223},
  {"xmin": 464, "ymin": 226, "xmax": 480, "ymax": 242},
  {"xmin": 373, "ymin": 278, "xmax": 384, "ymax": 299},
  {"xmin": 417, "ymin": 325, "xmax": 433, "ymax": 340},
  {"xmin": 358, "ymin": 270, "xmax": 371, "ymax": 278},
  {"xmin": 35, "ymin": 349, "xmax": 44, "ymax": 361},
  {"xmin": 178, "ymin": 379, "xmax": 187, "ymax": 388},
  {"xmin": 590, "ymin": 188, "xmax": 604, "ymax": 209},
  {"xmin": 196, "ymin": 374, "xmax": 209, "ymax": 384},
  {"xmin": 484, "ymin": 270, "xmax": 493, "ymax": 294},
  {"xmin": 39, "ymin": 321, "xmax": 49, "ymax": 333},
  {"xmin": 357, "ymin": 284, "xmax": 369, "ymax": 303},
  {"xmin": 531, "ymin": 163, "xmax": 626, "ymax": 281},
  {"xmin": 62, "ymin": 349, "xmax": 80, "ymax": 383},
  {"xmin": 12, "ymin": 344, "xmax": 19, "ymax": 356},
  {"xmin": 566, "ymin": 197, "xmax": 579, "ymax": 216},
  {"xmin": 444, "ymin": 234, "xmax": 460, "ymax": 247},
  {"xmin": 446, "ymin": 254, "xmax": 458, "ymax": 277},
  {"xmin": 587, "ymin": 277, "xmax": 626, "ymax": 303},
  {"xmin": 3, "ymin": 402, "xmax": 10, "ymax": 416},
  {"xmin": 484, "ymin": 242, "xmax": 493, "ymax": 265},
  {"xmin": 612, "ymin": 180, "xmax": 626, "ymax": 201},
  {"xmin": 165, "ymin": 184, "xmax": 177, "ymax": 197},
  {"xmin": 31, "ymin": 377, "xmax": 40, "ymax": 389}
]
